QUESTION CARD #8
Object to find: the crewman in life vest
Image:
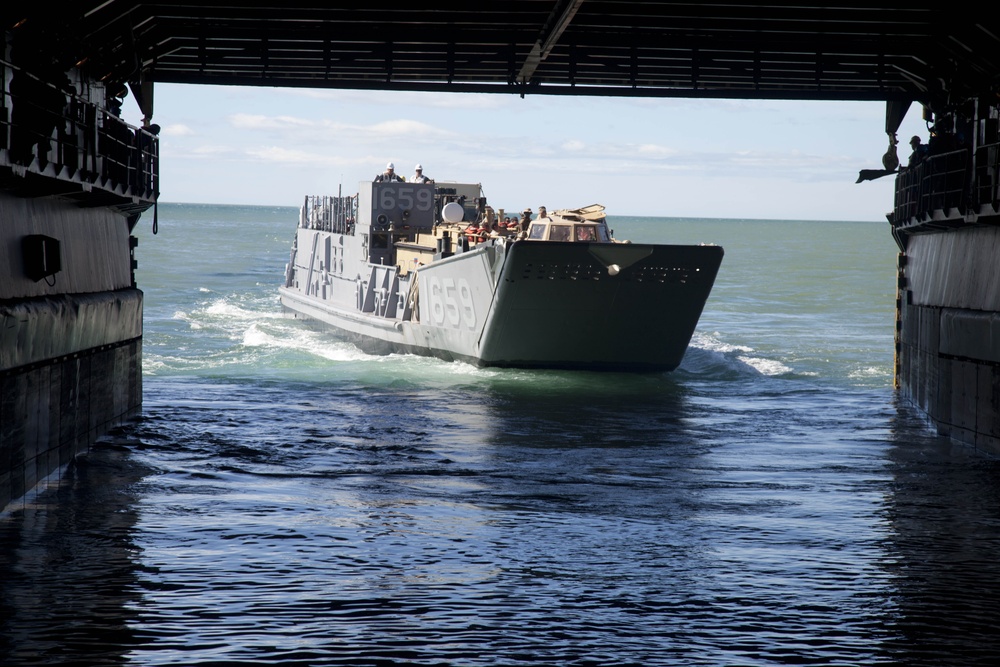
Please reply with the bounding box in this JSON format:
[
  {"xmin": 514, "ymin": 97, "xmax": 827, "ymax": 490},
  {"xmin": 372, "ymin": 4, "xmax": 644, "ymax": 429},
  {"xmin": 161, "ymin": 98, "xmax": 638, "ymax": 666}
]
[{"xmin": 477, "ymin": 219, "xmax": 492, "ymax": 242}]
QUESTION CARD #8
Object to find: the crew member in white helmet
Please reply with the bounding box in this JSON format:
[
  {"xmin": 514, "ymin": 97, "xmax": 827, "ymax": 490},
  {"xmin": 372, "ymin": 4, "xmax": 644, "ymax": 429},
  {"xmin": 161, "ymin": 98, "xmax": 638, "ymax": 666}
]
[
  {"xmin": 374, "ymin": 162, "xmax": 404, "ymax": 182},
  {"xmin": 411, "ymin": 164, "xmax": 433, "ymax": 184}
]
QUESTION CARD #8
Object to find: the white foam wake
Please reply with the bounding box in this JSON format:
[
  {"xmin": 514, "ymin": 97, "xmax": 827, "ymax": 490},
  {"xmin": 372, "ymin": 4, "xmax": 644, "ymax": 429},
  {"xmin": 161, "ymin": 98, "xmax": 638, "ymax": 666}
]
[{"xmin": 682, "ymin": 331, "xmax": 793, "ymax": 377}]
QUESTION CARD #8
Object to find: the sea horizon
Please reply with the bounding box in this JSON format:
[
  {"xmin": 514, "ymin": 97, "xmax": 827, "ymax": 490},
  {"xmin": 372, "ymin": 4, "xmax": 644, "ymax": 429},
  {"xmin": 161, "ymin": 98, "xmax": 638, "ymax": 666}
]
[{"xmin": 152, "ymin": 199, "xmax": 892, "ymax": 225}]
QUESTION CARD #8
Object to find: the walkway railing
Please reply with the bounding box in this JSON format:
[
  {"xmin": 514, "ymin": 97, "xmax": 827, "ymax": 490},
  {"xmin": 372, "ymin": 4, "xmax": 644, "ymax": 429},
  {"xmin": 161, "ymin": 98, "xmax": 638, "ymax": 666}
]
[
  {"xmin": 974, "ymin": 142, "xmax": 1000, "ymax": 213},
  {"xmin": 301, "ymin": 194, "xmax": 358, "ymax": 235},
  {"xmin": 0, "ymin": 58, "xmax": 158, "ymax": 204},
  {"xmin": 892, "ymin": 142, "xmax": 1000, "ymax": 227}
]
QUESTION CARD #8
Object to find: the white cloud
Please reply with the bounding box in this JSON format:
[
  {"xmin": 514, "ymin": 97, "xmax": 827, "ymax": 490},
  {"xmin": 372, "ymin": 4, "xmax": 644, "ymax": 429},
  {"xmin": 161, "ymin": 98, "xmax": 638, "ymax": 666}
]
[
  {"xmin": 228, "ymin": 113, "xmax": 312, "ymax": 129},
  {"xmin": 191, "ymin": 145, "xmax": 238, "ymax": 157},
  {"xmin": 244, "ymin": 146, "xmax": 341, "ymax": 166},
  {"xmin": 225, "ymin": 113, "xmax": 453, "ymax": 145},
  {"xmin": 635, "ymin": 143, "xmax": 678, "ymax": 158},
  {"xmin": 730, "ymin": 149, "xmax": 827, "ymax": 168},
  {"xmin": 368, "ymin": 119, "xmax": 441, "ymax": 136},
  {"xmin": 161, "ymin": 123, "xmax": 195, "ymax": 136}
]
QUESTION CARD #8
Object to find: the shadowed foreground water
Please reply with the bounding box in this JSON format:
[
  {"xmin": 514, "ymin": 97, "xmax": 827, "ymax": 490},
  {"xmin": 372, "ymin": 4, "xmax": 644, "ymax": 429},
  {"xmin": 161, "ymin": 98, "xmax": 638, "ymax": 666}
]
[{"xmin": 5, "ymin": 371, "xmax": 1000, "ymax": 666}]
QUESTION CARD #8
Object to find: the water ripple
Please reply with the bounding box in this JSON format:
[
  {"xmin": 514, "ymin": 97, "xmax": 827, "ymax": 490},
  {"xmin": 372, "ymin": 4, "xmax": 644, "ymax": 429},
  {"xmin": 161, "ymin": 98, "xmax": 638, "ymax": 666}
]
[{"xmin": 5, "ymin": 375, "xmax": 1000, "ymax": 666}]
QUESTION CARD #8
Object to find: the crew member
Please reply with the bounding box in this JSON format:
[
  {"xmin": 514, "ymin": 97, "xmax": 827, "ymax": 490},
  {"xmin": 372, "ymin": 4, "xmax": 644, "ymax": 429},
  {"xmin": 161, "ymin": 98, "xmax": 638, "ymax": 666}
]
[
  {"xmin": 374, "ymin": 162, "xmax": 404, "ymax": 182},
  {"xmin": 477, "ymin": 219, "xmax": 492, "ymax": 242},
  {"xmin": 519, "ymin": 208, "xmax": 532, "ymax": 234},
  {"xmin": 907, "ymin": 136, "xmax": 928, "ymax": 167},
  {"xmin": 412, "ymin": 164, "xmax": 433, "ymax": 183}
]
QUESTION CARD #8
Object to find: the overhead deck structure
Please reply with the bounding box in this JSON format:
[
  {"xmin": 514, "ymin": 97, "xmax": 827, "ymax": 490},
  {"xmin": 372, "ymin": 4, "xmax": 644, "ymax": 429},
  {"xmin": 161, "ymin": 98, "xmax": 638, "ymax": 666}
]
[
  {"xmin": 4, "ymin": 3, "xmax": 1000, "ymax": 513},
  {"xmin": 5, "ymin": 3, "xmax": 1000, "ymax": 101}
]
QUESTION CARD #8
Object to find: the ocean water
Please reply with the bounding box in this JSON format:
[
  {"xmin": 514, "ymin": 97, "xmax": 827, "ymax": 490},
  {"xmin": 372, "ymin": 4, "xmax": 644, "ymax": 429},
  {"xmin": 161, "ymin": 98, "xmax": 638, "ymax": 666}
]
[{"xmin": 5, "ymin": 202, "xmax": 1000, "ymax": 666}]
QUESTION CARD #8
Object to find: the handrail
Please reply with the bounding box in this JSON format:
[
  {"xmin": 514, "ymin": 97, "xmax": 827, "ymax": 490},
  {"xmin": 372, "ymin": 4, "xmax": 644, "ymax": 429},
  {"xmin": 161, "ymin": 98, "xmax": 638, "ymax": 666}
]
[
  {"xmin": 892, "ymin": 147, "xmax": 974, "ymax": 225},
  {"xmin": 0, "ymin": 58, "xmax": 158, "ymax": 204},
  {"xmin": 974, "ymin": 142, "xmax": 1000, "ymax": 213},
  {"xmin": 301, "ymin": 194, "xmax": 358, "ymax": 234}
]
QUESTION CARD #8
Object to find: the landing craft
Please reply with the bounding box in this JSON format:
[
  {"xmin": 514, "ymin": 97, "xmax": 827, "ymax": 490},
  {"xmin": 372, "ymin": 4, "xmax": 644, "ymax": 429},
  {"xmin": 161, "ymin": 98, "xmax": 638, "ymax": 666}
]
[{"xmin": 278, "ymin": 181, "xmax": 723, "ymax": 371}]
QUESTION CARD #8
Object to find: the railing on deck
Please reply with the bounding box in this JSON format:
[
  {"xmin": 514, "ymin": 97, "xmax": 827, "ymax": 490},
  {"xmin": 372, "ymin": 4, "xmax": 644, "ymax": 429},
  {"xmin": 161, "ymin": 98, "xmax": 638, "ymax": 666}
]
[
  {"xmin": 301, "ymin": 194, "xmax": 358, "ymax": 234},
  {"xmin": 892, "ymin": 142, "xmax": 1000, "ymax": 227},
  {"xmin": 893, "ymin": 149, "xmax": 971, "ymax": 221},
  {"xmin": 974, "ymin": 142, "xmax": 1000, "ymax": 212},
  {"xmin": 0, "ymin": 59, "xmax": 158, "ymax": 203}
]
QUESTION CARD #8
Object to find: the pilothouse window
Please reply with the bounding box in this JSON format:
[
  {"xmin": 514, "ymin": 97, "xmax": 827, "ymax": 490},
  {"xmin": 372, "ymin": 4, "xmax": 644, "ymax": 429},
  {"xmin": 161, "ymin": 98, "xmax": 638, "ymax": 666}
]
[
  {"xmin": 549, "ymin": 225, "xmax": 572, "ymax": 242},
  {"xmin": 576, "ymin": 226, "xmax": 597, "ymax": 241},
  {"xmin": 528, "ymin": 224, "xmax": 547, "ymax": 240}
]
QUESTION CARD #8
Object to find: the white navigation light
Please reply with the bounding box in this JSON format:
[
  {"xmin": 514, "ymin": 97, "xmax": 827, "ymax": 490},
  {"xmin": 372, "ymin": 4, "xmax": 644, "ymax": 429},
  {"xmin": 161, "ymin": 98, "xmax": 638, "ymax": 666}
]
[
  {"xmin": 442, "ymin": 202, "xmax": 465, "ymax": 223},
  {"xmin": 608, "ymin": 263, "xmax": 621, "ymax": 276}
]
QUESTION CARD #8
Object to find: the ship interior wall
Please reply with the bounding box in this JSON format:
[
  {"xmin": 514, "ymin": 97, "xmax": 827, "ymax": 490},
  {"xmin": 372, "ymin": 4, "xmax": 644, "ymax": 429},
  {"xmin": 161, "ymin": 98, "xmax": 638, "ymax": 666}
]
[
  {"xmin": 0, "ymin": 192, "xmax": 144, "ymax": 513},
  {"xmin": 0, "ymin": 338, "xmax": 141, "ymax": 513},
  {"xmin": 898, "ymin": 226, "xmax": 1000, "ymax": 455}
]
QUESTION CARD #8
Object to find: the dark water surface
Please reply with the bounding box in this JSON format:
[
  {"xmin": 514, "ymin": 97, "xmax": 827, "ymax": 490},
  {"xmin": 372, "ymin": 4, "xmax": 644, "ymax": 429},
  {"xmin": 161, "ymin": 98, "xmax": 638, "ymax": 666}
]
[{"xmin": 4, "ymin": 206, "xmax": 1000, "ymax": 665}]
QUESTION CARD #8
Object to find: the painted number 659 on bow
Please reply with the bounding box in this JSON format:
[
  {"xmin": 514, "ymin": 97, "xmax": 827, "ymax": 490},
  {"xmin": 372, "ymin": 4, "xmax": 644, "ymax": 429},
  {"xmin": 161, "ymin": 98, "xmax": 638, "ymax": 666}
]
[{"xmin": 424, "ymin": 276, "xmax": 477, "ymax": 329}]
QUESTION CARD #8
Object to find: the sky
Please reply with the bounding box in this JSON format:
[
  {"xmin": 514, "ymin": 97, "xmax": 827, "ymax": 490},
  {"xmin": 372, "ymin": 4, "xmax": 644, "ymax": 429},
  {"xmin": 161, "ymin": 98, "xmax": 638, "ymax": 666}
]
[{"xmin": 121, "ymin": 83, "xmax": 929, "ymax": 221}]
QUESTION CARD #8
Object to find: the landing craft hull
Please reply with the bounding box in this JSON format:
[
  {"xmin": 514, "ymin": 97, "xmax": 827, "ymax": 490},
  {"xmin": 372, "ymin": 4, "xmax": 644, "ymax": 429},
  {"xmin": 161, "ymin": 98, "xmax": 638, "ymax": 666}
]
[
  {"xmin": 280, "ymin": 235, "xmax": 723, "ymax": 371},
  {"xmin": 478, "ymin": 241, "xmax": 724, "ymax": 370}
]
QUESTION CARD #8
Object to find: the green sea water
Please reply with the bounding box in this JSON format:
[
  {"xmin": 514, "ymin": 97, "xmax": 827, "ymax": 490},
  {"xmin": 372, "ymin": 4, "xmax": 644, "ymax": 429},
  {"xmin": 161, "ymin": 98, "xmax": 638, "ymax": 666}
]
[{"xmin": 135, "ymin": 203, "xmax": 899, "ymax": 387}]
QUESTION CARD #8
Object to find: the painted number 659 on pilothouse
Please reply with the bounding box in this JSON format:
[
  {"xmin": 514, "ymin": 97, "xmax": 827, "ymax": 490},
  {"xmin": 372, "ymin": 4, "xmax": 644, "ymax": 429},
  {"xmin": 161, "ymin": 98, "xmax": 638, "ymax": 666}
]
[
  {"xmin": 422, "ymin": 276, "xmax": 477, "ymax": 330},
  {"xmin": 370, "ymin": 182, "xmax": 437, "ymax": 230},
  {"xmin": 377, "ymin": 185, "xmax": 435, "ymax": 212}
]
